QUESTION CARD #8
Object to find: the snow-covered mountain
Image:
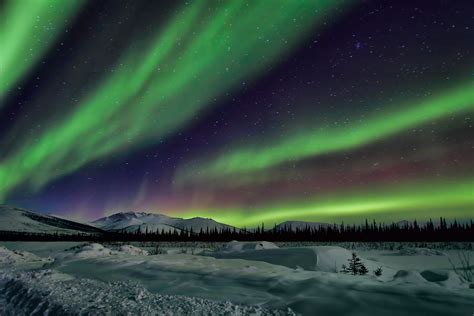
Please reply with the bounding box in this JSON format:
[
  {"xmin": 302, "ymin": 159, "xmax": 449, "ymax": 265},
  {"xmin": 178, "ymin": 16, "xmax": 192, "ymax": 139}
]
[
  {"xmin": 90, "ymin": 212, "xmax": 174, "ymax": 232},
  {"xmin": 0, "ymin": 205, "xmax": 103, "ymax": 234},
  {"xmin": 1, "ymin": 204, "xmax": 418, "ymax": 237},
  {"xmin": 272, "ymin": 220, "xmax": 331, "ymax": 232},
  {"xmin": 90, "ymin": 211, "xmax": 235, "ymax": 233}
]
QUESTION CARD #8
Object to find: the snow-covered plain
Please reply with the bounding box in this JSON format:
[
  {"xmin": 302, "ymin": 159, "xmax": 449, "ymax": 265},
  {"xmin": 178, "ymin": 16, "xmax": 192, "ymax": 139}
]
[{"xmin": 0, "ymin": 241, "xmax": 473, "ymax": 315}]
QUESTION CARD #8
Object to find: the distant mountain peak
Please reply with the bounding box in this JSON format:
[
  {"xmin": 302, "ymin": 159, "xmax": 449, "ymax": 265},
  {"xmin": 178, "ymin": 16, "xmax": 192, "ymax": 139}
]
[{"xmin": 90, "ymin": 211, "xmax": 233, "ymax": 233}]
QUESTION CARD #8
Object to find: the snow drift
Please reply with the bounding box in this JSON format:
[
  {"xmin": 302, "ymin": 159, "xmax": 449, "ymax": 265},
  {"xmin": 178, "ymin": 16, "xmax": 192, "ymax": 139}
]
[
  {"xmin": 2, "ymin": 242, "xmax": 473, "ymax": 316},
  {"xmin": 209, "ymin": 245, "xmax": 356, "ymax": 272},
  {"xmin": 224, "ymin": 241, "xmax": 280, "ymax": 252},
  {"xmin": 53, "ymin": 243, "xmax": 149, "ymax": 261},
  {"xmin": 0, "ymin": 246, "xmax": 51, "ymax": 265}
]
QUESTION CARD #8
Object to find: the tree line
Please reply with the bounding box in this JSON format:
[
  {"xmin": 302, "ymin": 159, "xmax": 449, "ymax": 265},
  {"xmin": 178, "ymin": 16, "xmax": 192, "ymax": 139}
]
[{"xmin": 0, "ymin": 217, "xmax": 472, "ymax": 242}]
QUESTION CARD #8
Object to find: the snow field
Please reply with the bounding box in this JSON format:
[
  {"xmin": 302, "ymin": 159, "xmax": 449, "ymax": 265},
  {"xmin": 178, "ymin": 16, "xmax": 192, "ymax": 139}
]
[{"xmin": 0, "ymin": 241, "xmax": 473, "ymax": 315}]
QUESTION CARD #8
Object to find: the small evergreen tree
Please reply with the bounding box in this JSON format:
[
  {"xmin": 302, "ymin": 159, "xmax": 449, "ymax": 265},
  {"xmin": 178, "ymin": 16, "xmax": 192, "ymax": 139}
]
[
  {"xmin": 340, "ymin": 264, "xmax": 347, "ymax": 273},
  {"xmin": 374, "ymin": 266, "xmax": 383, "ymax": 276},
  {"xmin": 341, "ymin": 252, "xmax": 368, "ymax": 275},
  {"xmin": 358, "ymin": 264, "xmax": 369, "ymax": 275}
]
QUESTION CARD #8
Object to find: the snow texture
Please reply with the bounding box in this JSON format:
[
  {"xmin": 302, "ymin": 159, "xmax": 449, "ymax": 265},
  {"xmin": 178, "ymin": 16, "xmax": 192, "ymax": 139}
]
[
  {"xmin": 224, "ymin": 241, "xmax": 280, "ymax": 252},
  {"xmin": 0, "ymin": 270, "xmax": 292, "ymax": 316},
  {"xmin": 1, "ymin": 242, "xmax": 473, "ymax": 315},
  {"xmin": 0, "ymin": 246, "xmax": 51, "ymax": 265},
  {"xmin": 210, "ymin": 245, "xmax": 358, "ymax": 272}
]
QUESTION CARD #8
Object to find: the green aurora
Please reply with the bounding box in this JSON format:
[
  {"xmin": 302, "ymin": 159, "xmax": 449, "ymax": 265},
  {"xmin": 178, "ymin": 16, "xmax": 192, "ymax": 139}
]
[
  {"xmin": 0, "ymin": 0, "xmax": 84, "ymax": 100},
  {"xmin": 178, "ymin": 178, "xmax": 474, "ymax": 227},
  {"xmin": 0, "ymin": 0, "xmax": 341, "ymax": 200},
  {"xmin": 176, "ymin": 81, "xmax": 474, "ymax": 183},
  {"xmin": 0, "ymin": 0, "xmax": 472, "ymax": 225}
]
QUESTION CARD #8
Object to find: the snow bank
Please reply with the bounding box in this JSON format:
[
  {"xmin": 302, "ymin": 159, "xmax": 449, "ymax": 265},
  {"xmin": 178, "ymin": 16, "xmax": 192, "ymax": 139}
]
[
  {"xmin": 390, "ymin": 270, "xmax": 429, "ymax": 285},
  {"xmin": 119, "ymin": 245, "xmax": 149, "ymax": 256},
  {"xmin": 52, "ymin": 243, "xmax": 151, "ymax": 263},
  {"xmin": 313, "ymin": 246, "xmax": 354, "ymax": 272},
  {"xmin": 209, "ymin": 246, "xmax": 356, "ymax": 272},
  {"xmin": 390, "ymin": 269, "xmax": 465, "ymax": 288},
  {"xmin": 40, "ymin": 253, "xmax": 474, "ymax": 316},
  {"xmin": 420, "ymin": 270, "xmax": 464, "ymax": 288},
  {"xmin": 0, "ymin": 246, "xmax": 51, "ymax": 265},
  {"xmin": 0, "ymin": 270, "xmax": 293, "ymax": 315},
  {"xmin": 224, "ymin": 241, "xmax": 279, "ymax": 252},
  {"xmin": 69, "ymin": 243, "xmax": 116, "ymax": 258}
]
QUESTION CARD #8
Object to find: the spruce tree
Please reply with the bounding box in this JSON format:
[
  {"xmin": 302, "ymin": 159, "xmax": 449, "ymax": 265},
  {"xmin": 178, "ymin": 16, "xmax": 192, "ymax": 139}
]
[
  {"xmin": 341, "ymin": 252, "xmax": 368, "ymax": 275},
  {"xmin": 358, "ymin": 264, "xmax": 369, "ymax": 275},
  {"xmin": 374, "ymin": 267, "xmax": 383, "ymax": 276}
]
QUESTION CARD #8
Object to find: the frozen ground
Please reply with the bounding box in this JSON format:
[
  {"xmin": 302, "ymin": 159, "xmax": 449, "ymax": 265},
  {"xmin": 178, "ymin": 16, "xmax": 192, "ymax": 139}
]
[
  {"xmin": 0, "ymin": 241, "xmax": 473, "ymax": 315},
  {"xmin": 0, "ymin": 269, "xmax": 289, "ymax": 315}
]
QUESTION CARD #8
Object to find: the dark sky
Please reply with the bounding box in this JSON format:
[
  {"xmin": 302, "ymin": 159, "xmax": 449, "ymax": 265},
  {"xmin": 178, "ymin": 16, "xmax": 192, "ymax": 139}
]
[{"xmin": 1, "ymin": 0, "xmax": 473, "ymax": 226}]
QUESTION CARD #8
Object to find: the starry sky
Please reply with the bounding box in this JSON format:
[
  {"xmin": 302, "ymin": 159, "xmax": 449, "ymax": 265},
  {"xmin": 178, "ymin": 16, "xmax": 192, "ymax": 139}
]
[{"xmin": 0, "ymin": 0, "xmax": 473, "ymax": 226}]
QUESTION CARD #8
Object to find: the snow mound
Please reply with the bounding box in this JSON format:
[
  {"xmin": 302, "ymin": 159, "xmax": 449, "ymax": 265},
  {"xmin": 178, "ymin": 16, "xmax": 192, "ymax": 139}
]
[
  {"xmin": 57, "ymin": 243, "xmax": 150, "ymax": 261},
  {"xmin": 391, "ymin": 270, "xmax": 428, "ymax": 284},
  {"xmin": 119, "ymin": 245, "xmax": 149, "ymax": 256},
  {"xmin": 210, "ymin": 246, "xmax": 355, "ymax": 272},
  {"xmin": 420, "ymin": 270, "xmax": 464, "ymax": 288},
  {"xmin": 71, "ymin": 243, "xmax": 116, "ymax": 258},
  {"xmin": 313, "ymin": 246, "xmax": 353, "ymax": 272},
  {"xmin": 0, "ymin": 270, "xmax": 294, "ymax": 315},
  {"xmin": 224, "ymin": 241, "xmax": 279, "ymax": 252},
  {"xmin": 0, "ymin": 246, "xmax": 50, "ymax": 265}
]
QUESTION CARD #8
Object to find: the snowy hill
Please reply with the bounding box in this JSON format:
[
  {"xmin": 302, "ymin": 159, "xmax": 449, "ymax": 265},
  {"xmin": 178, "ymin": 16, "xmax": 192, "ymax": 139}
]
[
  {"xmin": 0, "ymin": 205, "xmax": 103, "ymax": 235},
  {"xmin": 91, "ymin": 211, "xmax": 234, "ymax": 233},
  {"xmin": 173, "ymin": 216, "xmax": 235, "ymax": 232},
  {"xmin": 273, "ymin": 220, "xmax": 331, "ymax": 232},
  {"xmin": 90, "ymin": 212, "xmax": 172, "ymax": 231}
]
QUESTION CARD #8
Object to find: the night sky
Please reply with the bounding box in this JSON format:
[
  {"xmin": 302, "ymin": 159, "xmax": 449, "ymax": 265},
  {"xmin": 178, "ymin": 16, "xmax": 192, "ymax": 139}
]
[{"xmin": 1, "ymin": 0, "xmax": 473, "ymax": 226}]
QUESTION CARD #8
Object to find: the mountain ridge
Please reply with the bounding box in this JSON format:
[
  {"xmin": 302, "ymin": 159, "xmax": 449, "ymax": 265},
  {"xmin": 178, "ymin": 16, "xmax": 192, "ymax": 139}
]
[
  {"xmin": 90, "ymin": 211, "xmax": 235, "ymax": 233},
  {"xmin": 1, "ymin": 205, "xmax": 425, "ymax": 236},
  {"xmin": 0, "ymin": 204, "xmax": 104, "ymax": 234}
]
